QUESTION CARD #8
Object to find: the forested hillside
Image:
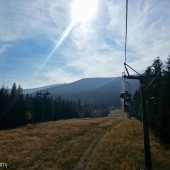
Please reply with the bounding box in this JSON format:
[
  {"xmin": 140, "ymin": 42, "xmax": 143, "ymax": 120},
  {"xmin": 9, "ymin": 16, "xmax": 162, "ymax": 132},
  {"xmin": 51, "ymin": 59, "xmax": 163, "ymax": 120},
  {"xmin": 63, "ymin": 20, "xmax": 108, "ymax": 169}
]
[
  {"xmin": 133, "ymin": 56, "xmax": 170, "ymax": 146},
  {"xmin": 26, "ymin": 77, "xmax": 139, "ymax": 109},
  {"xmin": 0, "ymin": 84, "xmax": 108, "ymax": 129}
]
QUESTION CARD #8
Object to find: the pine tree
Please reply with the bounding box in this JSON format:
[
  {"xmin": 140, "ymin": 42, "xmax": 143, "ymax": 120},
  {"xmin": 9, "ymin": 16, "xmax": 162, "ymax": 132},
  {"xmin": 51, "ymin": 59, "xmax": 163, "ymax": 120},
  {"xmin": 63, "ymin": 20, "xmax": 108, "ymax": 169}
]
[
  {"xmin": 132, "ymin": 90, "xmax": 142, "ymax": 120},
  {"xmin": 11, "ymin": 83, "xmax": 17, "ymax": 99},
  {"xmin": 0, "ymin": 85, "xmax": 10, "ymax": 128},
  {"xmin": 159, "ymin": 56, "xmax": 170, "ymax": 143},
  {"xmin": 144, "ymin": 57, "xmax": 163, "ymax": 135}
]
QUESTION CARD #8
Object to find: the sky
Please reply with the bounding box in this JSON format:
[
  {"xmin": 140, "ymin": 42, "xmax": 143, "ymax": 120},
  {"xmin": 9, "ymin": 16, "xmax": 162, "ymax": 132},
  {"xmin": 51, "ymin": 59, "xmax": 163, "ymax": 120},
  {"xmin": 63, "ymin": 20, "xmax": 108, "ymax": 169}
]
[{"xmin": 0, "ymin": 0, "xmax": 170, "ymax": 88}]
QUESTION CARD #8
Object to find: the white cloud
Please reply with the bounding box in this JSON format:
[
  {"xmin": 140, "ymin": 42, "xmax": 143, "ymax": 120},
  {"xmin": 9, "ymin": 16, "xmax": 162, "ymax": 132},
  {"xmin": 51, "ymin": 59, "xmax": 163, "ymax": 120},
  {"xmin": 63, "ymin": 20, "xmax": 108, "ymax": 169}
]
[
  {"xmin": 0, "ymin": 0, "xmax": 170, "ymax": 87},
  {"xmin": 71, "ymin": 23, "xmax": 98, "ymax": 50},
  {"xmin": 0, "ymin": 44, "xmax": 11, "ymax": 55},
  {"xmin": 106, "ymin": 0, "xmax": 170, "ymax": 73},
  {"xmin": 0, "ymin": 0, "xmax": 71, "ymax": 42},
  {"xmin": 43, "ymin": 68, "xmax": 82, "ymax": 84}
]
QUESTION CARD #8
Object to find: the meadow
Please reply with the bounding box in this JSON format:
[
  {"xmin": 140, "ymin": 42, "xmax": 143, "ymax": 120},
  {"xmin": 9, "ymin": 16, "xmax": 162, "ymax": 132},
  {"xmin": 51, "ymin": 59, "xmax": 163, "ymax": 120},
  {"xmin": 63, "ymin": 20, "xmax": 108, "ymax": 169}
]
[{"xmin": 0, "ymin": 110, "xmax": 170, "ymax": 170}]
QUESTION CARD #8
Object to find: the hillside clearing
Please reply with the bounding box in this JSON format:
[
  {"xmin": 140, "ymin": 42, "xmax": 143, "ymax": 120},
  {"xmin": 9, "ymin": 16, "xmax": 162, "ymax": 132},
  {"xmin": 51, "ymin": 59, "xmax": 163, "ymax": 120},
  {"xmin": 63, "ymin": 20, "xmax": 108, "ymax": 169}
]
[{"xmin": 0, "ymin": 110, "xmax": 170, "ymax": 170}]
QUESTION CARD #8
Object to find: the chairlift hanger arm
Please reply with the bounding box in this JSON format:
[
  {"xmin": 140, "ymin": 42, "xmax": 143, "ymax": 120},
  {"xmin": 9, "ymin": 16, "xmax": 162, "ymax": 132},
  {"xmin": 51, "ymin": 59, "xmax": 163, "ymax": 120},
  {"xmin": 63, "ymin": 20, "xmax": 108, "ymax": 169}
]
[
  {"xmin": 124, "ymin": 63, "xmax": 141, "ymax": 76},
  {"xmin": 124, "ymin": 74, "xmax": 141, "ymax": 80},
  {"xmin": 124, "ymin": 64, "xmax": 130, "ymax": 76}
]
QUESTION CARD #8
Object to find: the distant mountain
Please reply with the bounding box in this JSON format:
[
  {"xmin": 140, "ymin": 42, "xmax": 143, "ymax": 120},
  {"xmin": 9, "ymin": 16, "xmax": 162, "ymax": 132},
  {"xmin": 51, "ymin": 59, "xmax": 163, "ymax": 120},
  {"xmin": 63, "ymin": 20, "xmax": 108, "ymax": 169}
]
[
  {"xmin": 48, "ymin": 78, "xmax": 115, "ymax": 93},
  {"xmin": 23, "ymin": 84, "xmax": 66, "ymax": 94},
  {"xmin": 28, "ymin": 77, "xmax": 139, "ymax": 109}
]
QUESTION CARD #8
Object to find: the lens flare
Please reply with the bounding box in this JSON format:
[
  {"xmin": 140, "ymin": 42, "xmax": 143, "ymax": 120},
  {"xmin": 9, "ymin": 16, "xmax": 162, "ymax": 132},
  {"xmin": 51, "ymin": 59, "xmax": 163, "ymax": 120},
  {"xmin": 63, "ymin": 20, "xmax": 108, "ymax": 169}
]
[{"xmin": 71, "ymin": 0, "xmax": 97, "ymax": 23}]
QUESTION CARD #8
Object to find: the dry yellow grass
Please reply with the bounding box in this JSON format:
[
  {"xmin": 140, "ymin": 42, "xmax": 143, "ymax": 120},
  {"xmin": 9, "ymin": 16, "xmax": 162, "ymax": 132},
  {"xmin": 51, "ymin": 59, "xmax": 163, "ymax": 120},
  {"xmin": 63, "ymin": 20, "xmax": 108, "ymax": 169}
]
[
  {"xmin": 89, "ymin": 117, "xmax": 170, "ymax": 170},
  {"xmin": 0, "ymin": 110, "xmax": 170, "ymax": 170}
]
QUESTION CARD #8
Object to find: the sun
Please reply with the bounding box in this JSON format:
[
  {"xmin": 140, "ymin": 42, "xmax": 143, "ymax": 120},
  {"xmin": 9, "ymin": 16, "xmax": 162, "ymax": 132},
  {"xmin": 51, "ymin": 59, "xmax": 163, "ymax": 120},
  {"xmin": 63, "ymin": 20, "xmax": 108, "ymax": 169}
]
[{"xmin": 71, "ymin": 0, "xmax": 98, "ymax": 23}]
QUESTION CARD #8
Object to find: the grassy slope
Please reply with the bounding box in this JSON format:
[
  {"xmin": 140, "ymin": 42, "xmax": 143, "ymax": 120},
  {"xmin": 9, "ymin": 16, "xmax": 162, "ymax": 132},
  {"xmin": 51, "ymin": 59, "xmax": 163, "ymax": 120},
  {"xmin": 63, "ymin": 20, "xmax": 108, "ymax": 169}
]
[{"xmin": 0, "ymin": 110, "xmax": 170, "ymax": 170}]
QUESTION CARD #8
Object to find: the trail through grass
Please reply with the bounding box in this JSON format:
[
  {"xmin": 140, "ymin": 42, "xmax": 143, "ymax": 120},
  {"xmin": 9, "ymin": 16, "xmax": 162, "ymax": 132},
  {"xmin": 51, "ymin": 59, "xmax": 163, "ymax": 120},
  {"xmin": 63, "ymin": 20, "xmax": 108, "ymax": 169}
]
[
  {"xmin": 0, "ymin": 110, "xmax": 170, "ymax": 170},
  {"xmin": 73, "ymin": 118, "xmax": 122, "ymax": 170}
]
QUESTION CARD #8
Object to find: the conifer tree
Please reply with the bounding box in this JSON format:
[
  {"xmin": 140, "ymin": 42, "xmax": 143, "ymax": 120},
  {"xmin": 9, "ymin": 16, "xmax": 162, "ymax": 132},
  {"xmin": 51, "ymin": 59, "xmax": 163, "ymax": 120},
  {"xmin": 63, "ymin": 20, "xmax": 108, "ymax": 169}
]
[{"xmin": 159, "ymin": 56, "xmax": 170, "ymax": 143}]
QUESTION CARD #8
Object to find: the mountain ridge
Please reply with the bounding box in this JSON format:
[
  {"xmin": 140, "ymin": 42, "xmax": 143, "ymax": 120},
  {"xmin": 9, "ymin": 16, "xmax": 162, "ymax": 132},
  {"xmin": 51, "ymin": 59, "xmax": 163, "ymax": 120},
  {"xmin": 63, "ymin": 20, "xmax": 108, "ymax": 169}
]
[{"xmin": 25, "ymin": 77, "xmax": 139, "ymax": 109}]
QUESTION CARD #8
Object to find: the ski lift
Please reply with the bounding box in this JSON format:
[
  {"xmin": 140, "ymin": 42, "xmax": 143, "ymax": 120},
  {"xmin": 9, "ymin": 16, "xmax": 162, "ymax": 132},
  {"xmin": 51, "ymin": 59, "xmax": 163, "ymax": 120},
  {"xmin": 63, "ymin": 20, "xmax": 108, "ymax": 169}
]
[
  {"xmin": 37, "ymin": 90, "xmax": 50, "ymax": 98},
  {"xmin": 121, "ymin": 72, "xmax": 132, "ymax": 113},
  {"xmin": 120, "ymin": 90, "xmax": 131, "ymax": 112}
]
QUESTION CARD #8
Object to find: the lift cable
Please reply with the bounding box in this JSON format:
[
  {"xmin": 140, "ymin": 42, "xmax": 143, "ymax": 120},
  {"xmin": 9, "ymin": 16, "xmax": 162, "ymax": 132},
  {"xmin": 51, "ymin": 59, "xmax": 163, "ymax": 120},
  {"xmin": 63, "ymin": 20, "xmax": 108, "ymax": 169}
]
[
  {"xmin": 122, "ymin": 0, "xmax": 131, "ymax": 93},
  {"xmin": 124, "ymin": 0, "xmax": 128, "ymax": 64},
  {"xmin": 121, "ymin": 0, "xmax": 132, "ymax": 116}
]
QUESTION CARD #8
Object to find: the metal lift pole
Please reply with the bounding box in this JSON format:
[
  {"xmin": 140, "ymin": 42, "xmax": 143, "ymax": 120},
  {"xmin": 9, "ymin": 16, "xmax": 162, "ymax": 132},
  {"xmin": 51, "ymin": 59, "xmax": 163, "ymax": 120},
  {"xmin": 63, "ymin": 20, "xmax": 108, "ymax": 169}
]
[
  {"xmin": 123, "ymin": 0, "xmax": 152, "ymax": 167},
  {"xmin": 140, "ymin": 78, "xmax": 152, "ymax": 170},
  {"xmin": 125, "ymin": 73, "xmax": 152, "ymax": 170}
]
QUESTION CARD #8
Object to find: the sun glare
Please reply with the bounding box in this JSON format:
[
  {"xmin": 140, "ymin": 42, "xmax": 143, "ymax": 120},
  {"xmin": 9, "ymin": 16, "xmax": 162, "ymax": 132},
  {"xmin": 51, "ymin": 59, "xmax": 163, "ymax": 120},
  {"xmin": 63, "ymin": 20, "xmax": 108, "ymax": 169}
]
[
  {"xmin": 71, "ymin": 0, "xmax": 97, "ymax": 23},
  {"xmin": 37, "ymin": 0, "xmax": 98, "ymax": 72}
]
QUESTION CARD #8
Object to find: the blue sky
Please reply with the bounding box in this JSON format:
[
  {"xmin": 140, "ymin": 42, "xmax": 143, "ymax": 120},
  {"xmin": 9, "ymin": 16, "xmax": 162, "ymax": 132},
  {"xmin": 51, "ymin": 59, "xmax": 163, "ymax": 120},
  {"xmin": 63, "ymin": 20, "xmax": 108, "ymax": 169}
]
[{"xmin": 0, "ymin": 0, "xmax": 170, "ymax": 88}]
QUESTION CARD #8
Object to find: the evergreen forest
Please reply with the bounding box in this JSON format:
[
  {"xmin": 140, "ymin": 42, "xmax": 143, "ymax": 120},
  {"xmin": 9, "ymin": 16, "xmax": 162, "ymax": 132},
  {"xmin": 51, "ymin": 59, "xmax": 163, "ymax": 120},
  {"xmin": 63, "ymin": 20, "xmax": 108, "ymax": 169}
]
[
  {"xmin": 133, "ymin": 56, "xmax": 170, "ymax": 146},
  {"xmin": 0, "ymin": 84, "xmax": 108, "ymax": 129}
]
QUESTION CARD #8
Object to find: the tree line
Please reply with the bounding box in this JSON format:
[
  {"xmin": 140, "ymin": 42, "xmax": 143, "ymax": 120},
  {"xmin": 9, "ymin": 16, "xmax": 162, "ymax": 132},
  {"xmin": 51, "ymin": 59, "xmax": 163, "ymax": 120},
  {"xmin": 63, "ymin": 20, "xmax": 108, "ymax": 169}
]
[
  {"xmin": 0, "ymin": 83, "xmax": 108, "ymax": 129},
  {"xmin": 133, "ymin": 56, "xmax": 170, "ymax": 145}
]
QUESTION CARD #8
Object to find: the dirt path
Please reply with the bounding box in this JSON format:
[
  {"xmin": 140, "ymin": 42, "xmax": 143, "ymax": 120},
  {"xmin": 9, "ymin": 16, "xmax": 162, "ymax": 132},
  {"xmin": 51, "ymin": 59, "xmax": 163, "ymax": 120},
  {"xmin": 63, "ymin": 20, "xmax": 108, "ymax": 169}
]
[
  {"xmin": 22, "ymin": 110, "xmax": 125, "ymax": 170},
  {"xmin": 72, "ymin": 118, "xmax": 123, "ymax": 170},
  {"xmin": 107, "ymin": 109, "xmax": 127, "ymax": 118},
  {"xmin": 24, "ymin": 119, "xmax": 110, "ymax": 170}
]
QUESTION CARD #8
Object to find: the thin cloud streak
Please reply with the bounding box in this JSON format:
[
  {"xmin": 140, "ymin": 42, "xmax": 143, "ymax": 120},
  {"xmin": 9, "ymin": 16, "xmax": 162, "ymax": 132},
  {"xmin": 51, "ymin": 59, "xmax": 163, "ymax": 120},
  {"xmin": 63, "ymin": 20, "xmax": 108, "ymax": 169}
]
[
  {"xmin": 43, "ymin": 68, "xmax": 82, "ymax": 84},
  {"xmin": 37, "ymin": 21, "xmax": 75, "ymax": 72},
  {"xmin": 0, "ymin": 0, "xmax": 170, "ymax": 88}
]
